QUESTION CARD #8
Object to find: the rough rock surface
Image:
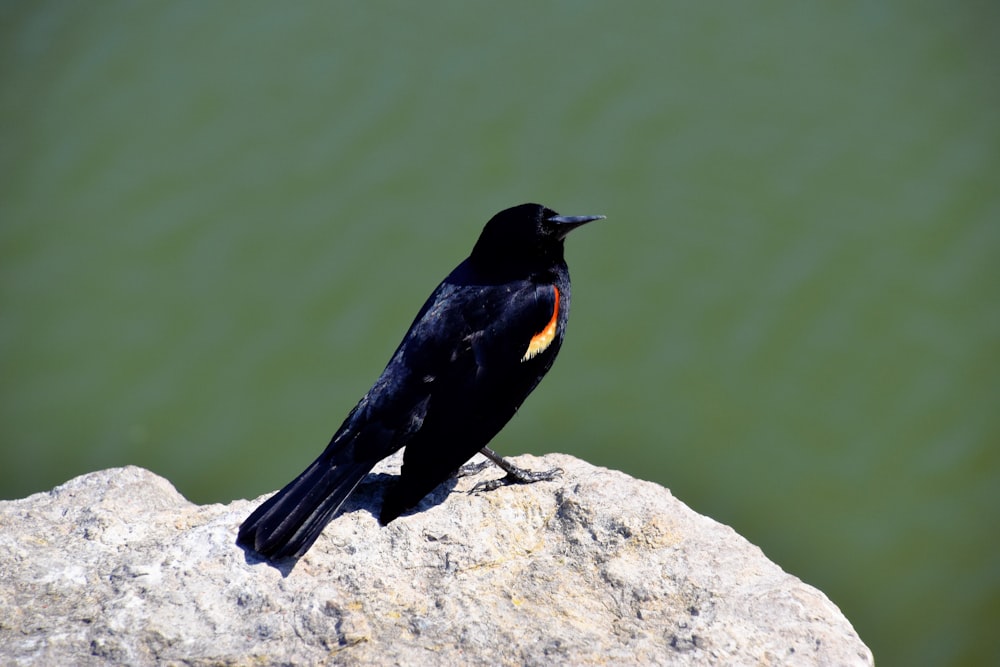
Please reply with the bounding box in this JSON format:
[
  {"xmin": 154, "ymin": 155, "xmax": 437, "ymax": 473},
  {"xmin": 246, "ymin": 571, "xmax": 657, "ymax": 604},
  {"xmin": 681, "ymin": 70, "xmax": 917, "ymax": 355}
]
[{"xmin": 0, "ymin": 454, "xmax": 872, "ymax": 666}]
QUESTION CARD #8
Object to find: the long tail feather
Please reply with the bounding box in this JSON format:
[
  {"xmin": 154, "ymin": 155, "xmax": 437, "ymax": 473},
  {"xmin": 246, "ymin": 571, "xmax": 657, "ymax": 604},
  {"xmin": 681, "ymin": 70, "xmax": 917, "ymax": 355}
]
[{"xmin": 237, "ymin": 455, "xmax": 375, "ymax": 561}]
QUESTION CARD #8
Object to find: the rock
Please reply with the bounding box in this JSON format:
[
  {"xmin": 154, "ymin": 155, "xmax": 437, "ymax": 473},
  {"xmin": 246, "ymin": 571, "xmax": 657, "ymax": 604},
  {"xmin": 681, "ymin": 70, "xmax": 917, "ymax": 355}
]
[{"xmin": 0, "ymin": 454, "xmax": 872, "ymax": 666}]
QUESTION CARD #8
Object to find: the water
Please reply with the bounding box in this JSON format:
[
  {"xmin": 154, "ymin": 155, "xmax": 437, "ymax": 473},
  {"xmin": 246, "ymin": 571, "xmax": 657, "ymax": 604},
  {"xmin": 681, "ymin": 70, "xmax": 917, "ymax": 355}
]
[{"xmin": 2, "ymin": 2, "xmax": 998, "ymax": 665}]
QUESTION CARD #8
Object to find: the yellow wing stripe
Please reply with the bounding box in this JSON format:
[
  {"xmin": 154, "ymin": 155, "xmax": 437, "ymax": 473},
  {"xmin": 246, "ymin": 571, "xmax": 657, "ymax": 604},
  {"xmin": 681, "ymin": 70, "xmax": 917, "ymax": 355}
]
[{"xmin": 522, "ymin": 286, "xmax": 560, "ymax": 362}]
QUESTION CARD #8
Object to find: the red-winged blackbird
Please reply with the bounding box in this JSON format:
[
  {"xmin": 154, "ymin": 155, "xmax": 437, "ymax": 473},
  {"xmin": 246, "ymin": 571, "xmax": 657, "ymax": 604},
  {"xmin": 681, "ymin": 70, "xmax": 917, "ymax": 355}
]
[{"xmin": 237, "ymin": 203, "xmax": 604, "ymax": 561}]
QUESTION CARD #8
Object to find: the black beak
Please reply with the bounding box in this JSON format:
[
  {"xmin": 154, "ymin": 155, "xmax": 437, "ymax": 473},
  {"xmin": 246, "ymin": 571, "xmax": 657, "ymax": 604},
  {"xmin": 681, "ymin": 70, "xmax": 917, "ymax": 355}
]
[{"xmin": 547, "ymin": 213, "xmax": 606, "ymax": 238}]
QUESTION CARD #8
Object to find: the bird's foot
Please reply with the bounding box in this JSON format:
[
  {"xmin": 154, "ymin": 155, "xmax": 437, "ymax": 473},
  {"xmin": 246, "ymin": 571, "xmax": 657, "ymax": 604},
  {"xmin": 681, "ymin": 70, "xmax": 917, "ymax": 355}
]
[
  {"xmin": 470, "ymin": 466, "xmax": 564, "ymax": 494},
  {"xmin": 467, "ymin": 445, "xmax": 563, "ymax": 493}
]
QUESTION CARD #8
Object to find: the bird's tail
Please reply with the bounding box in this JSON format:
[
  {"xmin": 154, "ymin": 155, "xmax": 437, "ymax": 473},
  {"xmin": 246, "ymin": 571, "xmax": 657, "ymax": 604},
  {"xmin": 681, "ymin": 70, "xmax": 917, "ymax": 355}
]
[{"xmin": 237, "ymin": 454, "xmax": 375, "ymax": 561}]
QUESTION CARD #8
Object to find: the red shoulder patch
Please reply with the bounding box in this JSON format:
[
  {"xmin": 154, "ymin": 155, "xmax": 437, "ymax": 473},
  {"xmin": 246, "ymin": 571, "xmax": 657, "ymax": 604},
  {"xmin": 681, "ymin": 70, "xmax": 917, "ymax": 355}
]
[{"xmin": 521, "ymin": 286, "xmax": 559, "ymax": 362}]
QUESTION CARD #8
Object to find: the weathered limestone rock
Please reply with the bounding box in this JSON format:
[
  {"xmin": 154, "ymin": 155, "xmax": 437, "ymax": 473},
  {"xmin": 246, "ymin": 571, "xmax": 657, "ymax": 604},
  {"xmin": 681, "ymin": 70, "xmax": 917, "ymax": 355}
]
[{"xmin": 0, "ymin": 454, "xmax": 872, "ymax": 665}]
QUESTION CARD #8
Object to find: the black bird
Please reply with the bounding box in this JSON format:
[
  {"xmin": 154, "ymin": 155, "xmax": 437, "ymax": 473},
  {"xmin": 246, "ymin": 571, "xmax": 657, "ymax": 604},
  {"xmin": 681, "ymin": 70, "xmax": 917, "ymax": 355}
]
[{"xmin": 237, "ymin": 203, "xmax": 605, "ymax": 561}]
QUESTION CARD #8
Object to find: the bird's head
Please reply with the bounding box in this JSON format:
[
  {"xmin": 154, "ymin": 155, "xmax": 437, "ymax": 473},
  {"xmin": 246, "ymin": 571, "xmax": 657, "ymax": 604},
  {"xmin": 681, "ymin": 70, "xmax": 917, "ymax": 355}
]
[{"xmin": 470, "ymin": 203, "xmax": 605, "ymax": 273}]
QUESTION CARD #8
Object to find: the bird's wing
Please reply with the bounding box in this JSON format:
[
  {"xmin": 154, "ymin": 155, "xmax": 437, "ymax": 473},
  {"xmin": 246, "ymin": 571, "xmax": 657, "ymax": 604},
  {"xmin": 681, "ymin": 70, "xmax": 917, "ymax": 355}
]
[
  {"xmin": 462, "ymin": 283, "xmax": 560, "ymax": 375},
  {"xmin": 322, "ymin": 273, "xmax": 557, "ymax": 465},
  {"xmin": 378, "ymin": 277, "xmax": 561, "ymax": 522},
  {"xmin": 406, "ymin": 277, "xmax": 559, "ymax": 381}
]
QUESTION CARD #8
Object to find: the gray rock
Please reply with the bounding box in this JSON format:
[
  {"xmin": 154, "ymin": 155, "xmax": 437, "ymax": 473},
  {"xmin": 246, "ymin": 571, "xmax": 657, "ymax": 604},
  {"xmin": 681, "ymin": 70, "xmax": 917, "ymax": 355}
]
[{"xmin": 0, "ymin": 454, "xmax": 872, "ymax": 666}]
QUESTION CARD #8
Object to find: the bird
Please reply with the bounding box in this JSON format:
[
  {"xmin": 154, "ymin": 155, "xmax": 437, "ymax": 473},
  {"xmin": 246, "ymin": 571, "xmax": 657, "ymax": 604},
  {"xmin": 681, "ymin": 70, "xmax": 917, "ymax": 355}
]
[{"xmin": 237, "ymin": 203, "xmax": 605, "ymax": 561}]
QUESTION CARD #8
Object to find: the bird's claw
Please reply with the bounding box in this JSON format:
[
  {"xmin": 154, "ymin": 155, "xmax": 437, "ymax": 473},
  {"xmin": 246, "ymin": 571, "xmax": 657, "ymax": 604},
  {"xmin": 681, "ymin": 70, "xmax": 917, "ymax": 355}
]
[{"xmin": 469, "ymin": 466, "xmax": 563, "ymax": 494}]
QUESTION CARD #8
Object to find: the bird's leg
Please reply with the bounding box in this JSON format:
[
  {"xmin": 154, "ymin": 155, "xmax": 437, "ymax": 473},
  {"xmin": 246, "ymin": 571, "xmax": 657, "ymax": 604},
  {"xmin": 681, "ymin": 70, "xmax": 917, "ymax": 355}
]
[
  {"xmin": 456, "ymin": 459, "xmax": 492, "ymax": 477},
  {"xmin": 468, "ymin": 445, "xmax": 563, "ymax": 493}
]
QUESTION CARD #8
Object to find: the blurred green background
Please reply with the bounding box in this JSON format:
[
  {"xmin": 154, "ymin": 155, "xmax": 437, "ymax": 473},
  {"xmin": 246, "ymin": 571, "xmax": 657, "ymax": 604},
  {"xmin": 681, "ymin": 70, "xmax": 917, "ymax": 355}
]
[{"xmin": 2, "ymin": 1, "xmax": 997, "ymax": 664}]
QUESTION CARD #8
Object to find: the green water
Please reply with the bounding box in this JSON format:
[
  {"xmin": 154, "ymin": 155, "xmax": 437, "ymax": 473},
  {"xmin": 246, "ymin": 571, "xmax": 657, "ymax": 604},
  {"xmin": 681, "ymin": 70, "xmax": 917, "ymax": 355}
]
[{"xmin": 2, "ymin": 2, "xmax": 997, "ymax": 664}]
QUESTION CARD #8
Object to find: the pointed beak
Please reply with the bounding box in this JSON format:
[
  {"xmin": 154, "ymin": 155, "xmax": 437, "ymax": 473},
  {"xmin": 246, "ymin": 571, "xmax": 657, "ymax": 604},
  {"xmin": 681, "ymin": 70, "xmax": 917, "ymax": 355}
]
[{"xmin": 547, "ymin": 213, "xmax": 606, "ymax": 238}]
